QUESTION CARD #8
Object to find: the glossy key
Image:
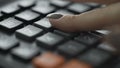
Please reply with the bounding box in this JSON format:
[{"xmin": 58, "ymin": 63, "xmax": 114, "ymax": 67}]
[
  {"xmin": 1, "ymin": 3, "xmax": 20, "ymax": 14},
  {"xmin": 68, "ymin": 3, "xmax": 91, "ymax": 14},
  {"xmin": 78, "ymin": 48, "xmax": 111, "ymax": 67},
  {"xmin": 34, "ymin": 18, "xmax": 52, "ymax": 29},
  {"xmin": 11, "ymin": 46, "xmax": 40, "ymax": 62},
  {"xmin": 57, "ymin": 41, "xmax": 86, "ymax": 57},
  {"xmin": 16, "ymin": 25, "xmax": 43, "ymax": 41},
  {"xmin": 50, "ymin": 0, "xmax": 70, "ymax": 8},
  {"xmin": 54, "ymin": 30, "xmax": 76, "ymax": 38},
  {"xmin": 32, "ymin": 52, "xmax": 65, "ymax": 68},
  {"xmin": 53, "ymin": 10, "xmax": 73, "ymax": 15},
  {"xmin": 32, "ymin": 5, "xmax": 55, "ymax": 15},
  {"xmin": 84, "ymin": 2, "xmax": 101, "ymax": 8},
  {"xmin": 15, "ymin": 10, "xmax": 39, "ymax": 22},
  {"xmin": 0, "ymin": 34, "xmax": 19, "ymax": 52},
  {"xmin": 0, "ymin": 18, "xmax": 23, "ymax": 32},
  {"xmin": 18, "ymin": 0, "xmax": 36, "ymax": 8},
  {"xmin": 60, "ymin": 59, "xmax": 92, "ymax": 68},
  {"xmin": 36, "ymin": 32, "xmax": 64, "ymax": 49},
  {"xmin": 75, "ymin": 32, "xmax": 101, "ymax": 46}
]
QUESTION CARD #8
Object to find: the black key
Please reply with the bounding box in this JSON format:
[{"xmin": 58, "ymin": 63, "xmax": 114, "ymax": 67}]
[
  {"xmin": 11, "ymin": 46, "xmax": 40, "ymax": 62},
  {"xmin": 15, "ymin": 10, "xmax": 40, "ymax": 22},
  {"xmin": 50, "ymin": 0, "xmax": 70, "ymax": 8},
  {"xmin": 53, "ymin": 10, "xmax": 73, "ymax": 15},
  {"xmin": 18, "ymin": 0, "xmax": 36, "ymax": 8},
  {"xmin": 16, "ymin": 25, "xmax": 43, "ymax": 41},
  {"xmin": 57, "ymin": 40, "xmax": 86, "ymax": 57},
  {"xmin": 98, "ymin": 43, "xmax": 116, "ymax": 52},
  {"xmin": 54, "ymin": 30, "xmax": 76, "ymax": 38},
  {"xmin": 34, "ymin": 18, "xmax": 52, "ymax": 29},
  {"xmin": 36, "ymin": 32, "xmax": 64, "ymax": 49},
  {"xmin": 0, "ymin": 34, "xmax": 19, "ymax": 52},
  {"xmin": 0, "ymin": 55, "xmax": 27, "ymax": 68},
  {"xmin": 1, "ymin": 3, "xmax": 20, "ymax": 14},
  {"xmin": 32, "ymin": 4, "xmax": 55, "ymax": 15},
  {"xmin": 68, "ymin": 3, "xmax": 91, "ymax": 14},
  {"xmin": 96, "ymin": 30, "xmax": 110, "ymax": 35},
  {"xmin": 75, "ymin": 32, "xmax": 101, "ymax": 46},
  {"xmin": 84, "ymin": 2, "xmax": 101, "ymax": 8},
  {"xmin": 0, "ymin": 18, "xmax": 23, "ymax": 32},
  {"xmin": 78, "ymin": 48, "xmax": 111, "ymax": 67}
]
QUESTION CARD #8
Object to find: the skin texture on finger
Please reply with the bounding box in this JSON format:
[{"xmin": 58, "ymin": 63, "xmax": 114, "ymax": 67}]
[
  {"xmin": 49, "ymin": 3, "xmax": 120, "ymax": 32},
  {"xmin": 105, "ymin": 25, "xmax": 120, "ymax": 53},
  {"xmin": 70, "ymin": 0, "xmax": 120, "ymax": 5}
]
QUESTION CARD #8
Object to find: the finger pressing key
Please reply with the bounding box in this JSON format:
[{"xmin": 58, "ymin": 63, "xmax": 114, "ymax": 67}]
[{"xmin": 32, "ymin": 52, "xmax": 65, "ymax": 68}]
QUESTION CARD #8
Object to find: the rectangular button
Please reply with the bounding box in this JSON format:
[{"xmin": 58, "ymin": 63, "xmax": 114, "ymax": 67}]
[
  {"xmin": 53, "ymin": 10, "xmax": 73, "ymax": 15},
  {"xmin": 11, "ymin": 46, "xmax": 40, "ymax": 62},
  {"xmin": 50, "ymin": 0, "xmax": 71, "ymax": 8},
  {"xmin": 32, "ymin": 5, "xmax": 55, "ymax": 15},
  {"xmin": 0, "ymin": 34, "xmax": 19, "ymax": 52},
  {"xmin": 54, "ymin": 30, "xmax": 77, "ymax": 38},
  {"xmin": 18, "ymin": 0, "xmax": 36, "ymax": 8},
  {"xmin": 0, "ymin": 18, "xmax": 23, "ymax": 32},
  {"xmin": 78, "ymin": 48, "xmax": 112, "ymax": 67},
  {"xmin": 15, "ymin": 10, "xmax": 40, "ymax": 22},
  {"xmin": 75, "ymin": 32, "xmax": 101, "ymax": 46},
  {"xmin": 1, "ymin": 3, "xmax": 20, "ymax": 14},
  {"xmin": 57, "ymin": 40, "xmax": 86, "ymax": 57},
  {"xmin": 32, "ymin": 52, "xmax": 65, "ymax": 68},
  {"xmin": 36, "ymin": 32, "xmax": 64, "ymax": 49},
  {"xmin": 16, "ymin": 25, "xmax": 43, "ymax": 41},
  {"xmin": 68, "ymin": 3, "xmax": 91, "ymax": 14},
  {"xmin": 34, "ymin": 18, "xmax": 52, "ymax": 29}
]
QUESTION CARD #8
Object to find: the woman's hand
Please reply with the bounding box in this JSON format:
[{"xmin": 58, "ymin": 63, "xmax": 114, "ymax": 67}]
[
  {"xmin": 48, "ymin": 2, "xmax": 120, "ymax": 32},
  {"xmin": 47, "ymin": 0, "xmax": 120, "ymax": 52}
]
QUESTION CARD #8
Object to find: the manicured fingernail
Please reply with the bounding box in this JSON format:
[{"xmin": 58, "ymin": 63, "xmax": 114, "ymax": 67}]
[{"xmin": 46, "ymin": 14, "xmax": 63, "ymax": 19}]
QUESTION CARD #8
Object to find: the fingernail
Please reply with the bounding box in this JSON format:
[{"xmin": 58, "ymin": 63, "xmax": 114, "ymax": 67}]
[{"xmin": 46, "ymin": 14, "xmax": 63, "ymax": 19}]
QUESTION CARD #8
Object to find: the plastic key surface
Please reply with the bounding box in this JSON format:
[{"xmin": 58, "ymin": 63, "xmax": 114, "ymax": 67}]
[{"xmin": 16, "ymin": 25, "xmax": 43, "ymax": 41}]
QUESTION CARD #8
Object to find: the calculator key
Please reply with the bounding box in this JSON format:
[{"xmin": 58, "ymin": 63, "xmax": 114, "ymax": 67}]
[
  {"xmin": 53, "ymin": 10, "xmax": 73, "ymax": 15},
  {"xmin": 75, "ymin": 33, "xmax": 101, "ymax": 46},
  {"xmin": 18, "ymin": 0, "xmax": 36, "ymax": 8},
  {"xmin": 11, "ymin": 46, "xmax": 40, "ymax": 62},
  {"xmin": 0, "ymin": 34, "xmax": 19, "ymax": 51},
  {"xmin": 84, "ymin": 2, "xmax": 101, "ymax": 8},
  {"xmin": 0, "ymin": 18, "xmax": 23, "ymax": 32},
  {"xmin": 32, "ymin": 5, "xmax": 55, "ymax": 15},
  {"xmin": 96, "ymin": 30, "xmax": 110, "ymax": 35},
  {"xmin": 32, "ymin": 52, "xmax": 65, "ymax": 68},
  {"xmin": 16, "ymin": 25, "xmax": 43, "ymax": 41},
  {"xmin": 78, "ymin": 48, "xmax": 112, "ymax": 67},
  {"xmin": 57, "ymin": 41, "xmax": 86, "ymax": 57},
  {"xmin": 54, "ymin": 30, "xmax": 76, "ymax": 38},
  {"xmin": 50, "ymin": 0, "xmax": 71, "ymax": 8},
  {"xmin": 15, "ymin": 10, "xmax": 40, "ymax": 22},
  {"xmin": 98, "ymin": 43, "xmax": 116, "ymax": 53},
  {"xmin": 60, "ymin": 59, "xmax": 92, "ymax": 68},
  {"xmin": 1, "ymin": 3, "xmax": 20, "ymax": 14},
  {"xmin": 68, "ymin": 3, "xmax": 91, "ymax": 14},
  {"xmin": 34, "ymin": 18, "xmax": 52, "ymax": 29},
  {"xmin": 36, "ymin": 32, "xmax": 64, "ymax": 49}
]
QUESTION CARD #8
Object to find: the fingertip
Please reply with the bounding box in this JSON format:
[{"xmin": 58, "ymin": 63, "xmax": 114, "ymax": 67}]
[{"xmin": 48, "ymin": 15, "xmax": 77, "ymax": 32}]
